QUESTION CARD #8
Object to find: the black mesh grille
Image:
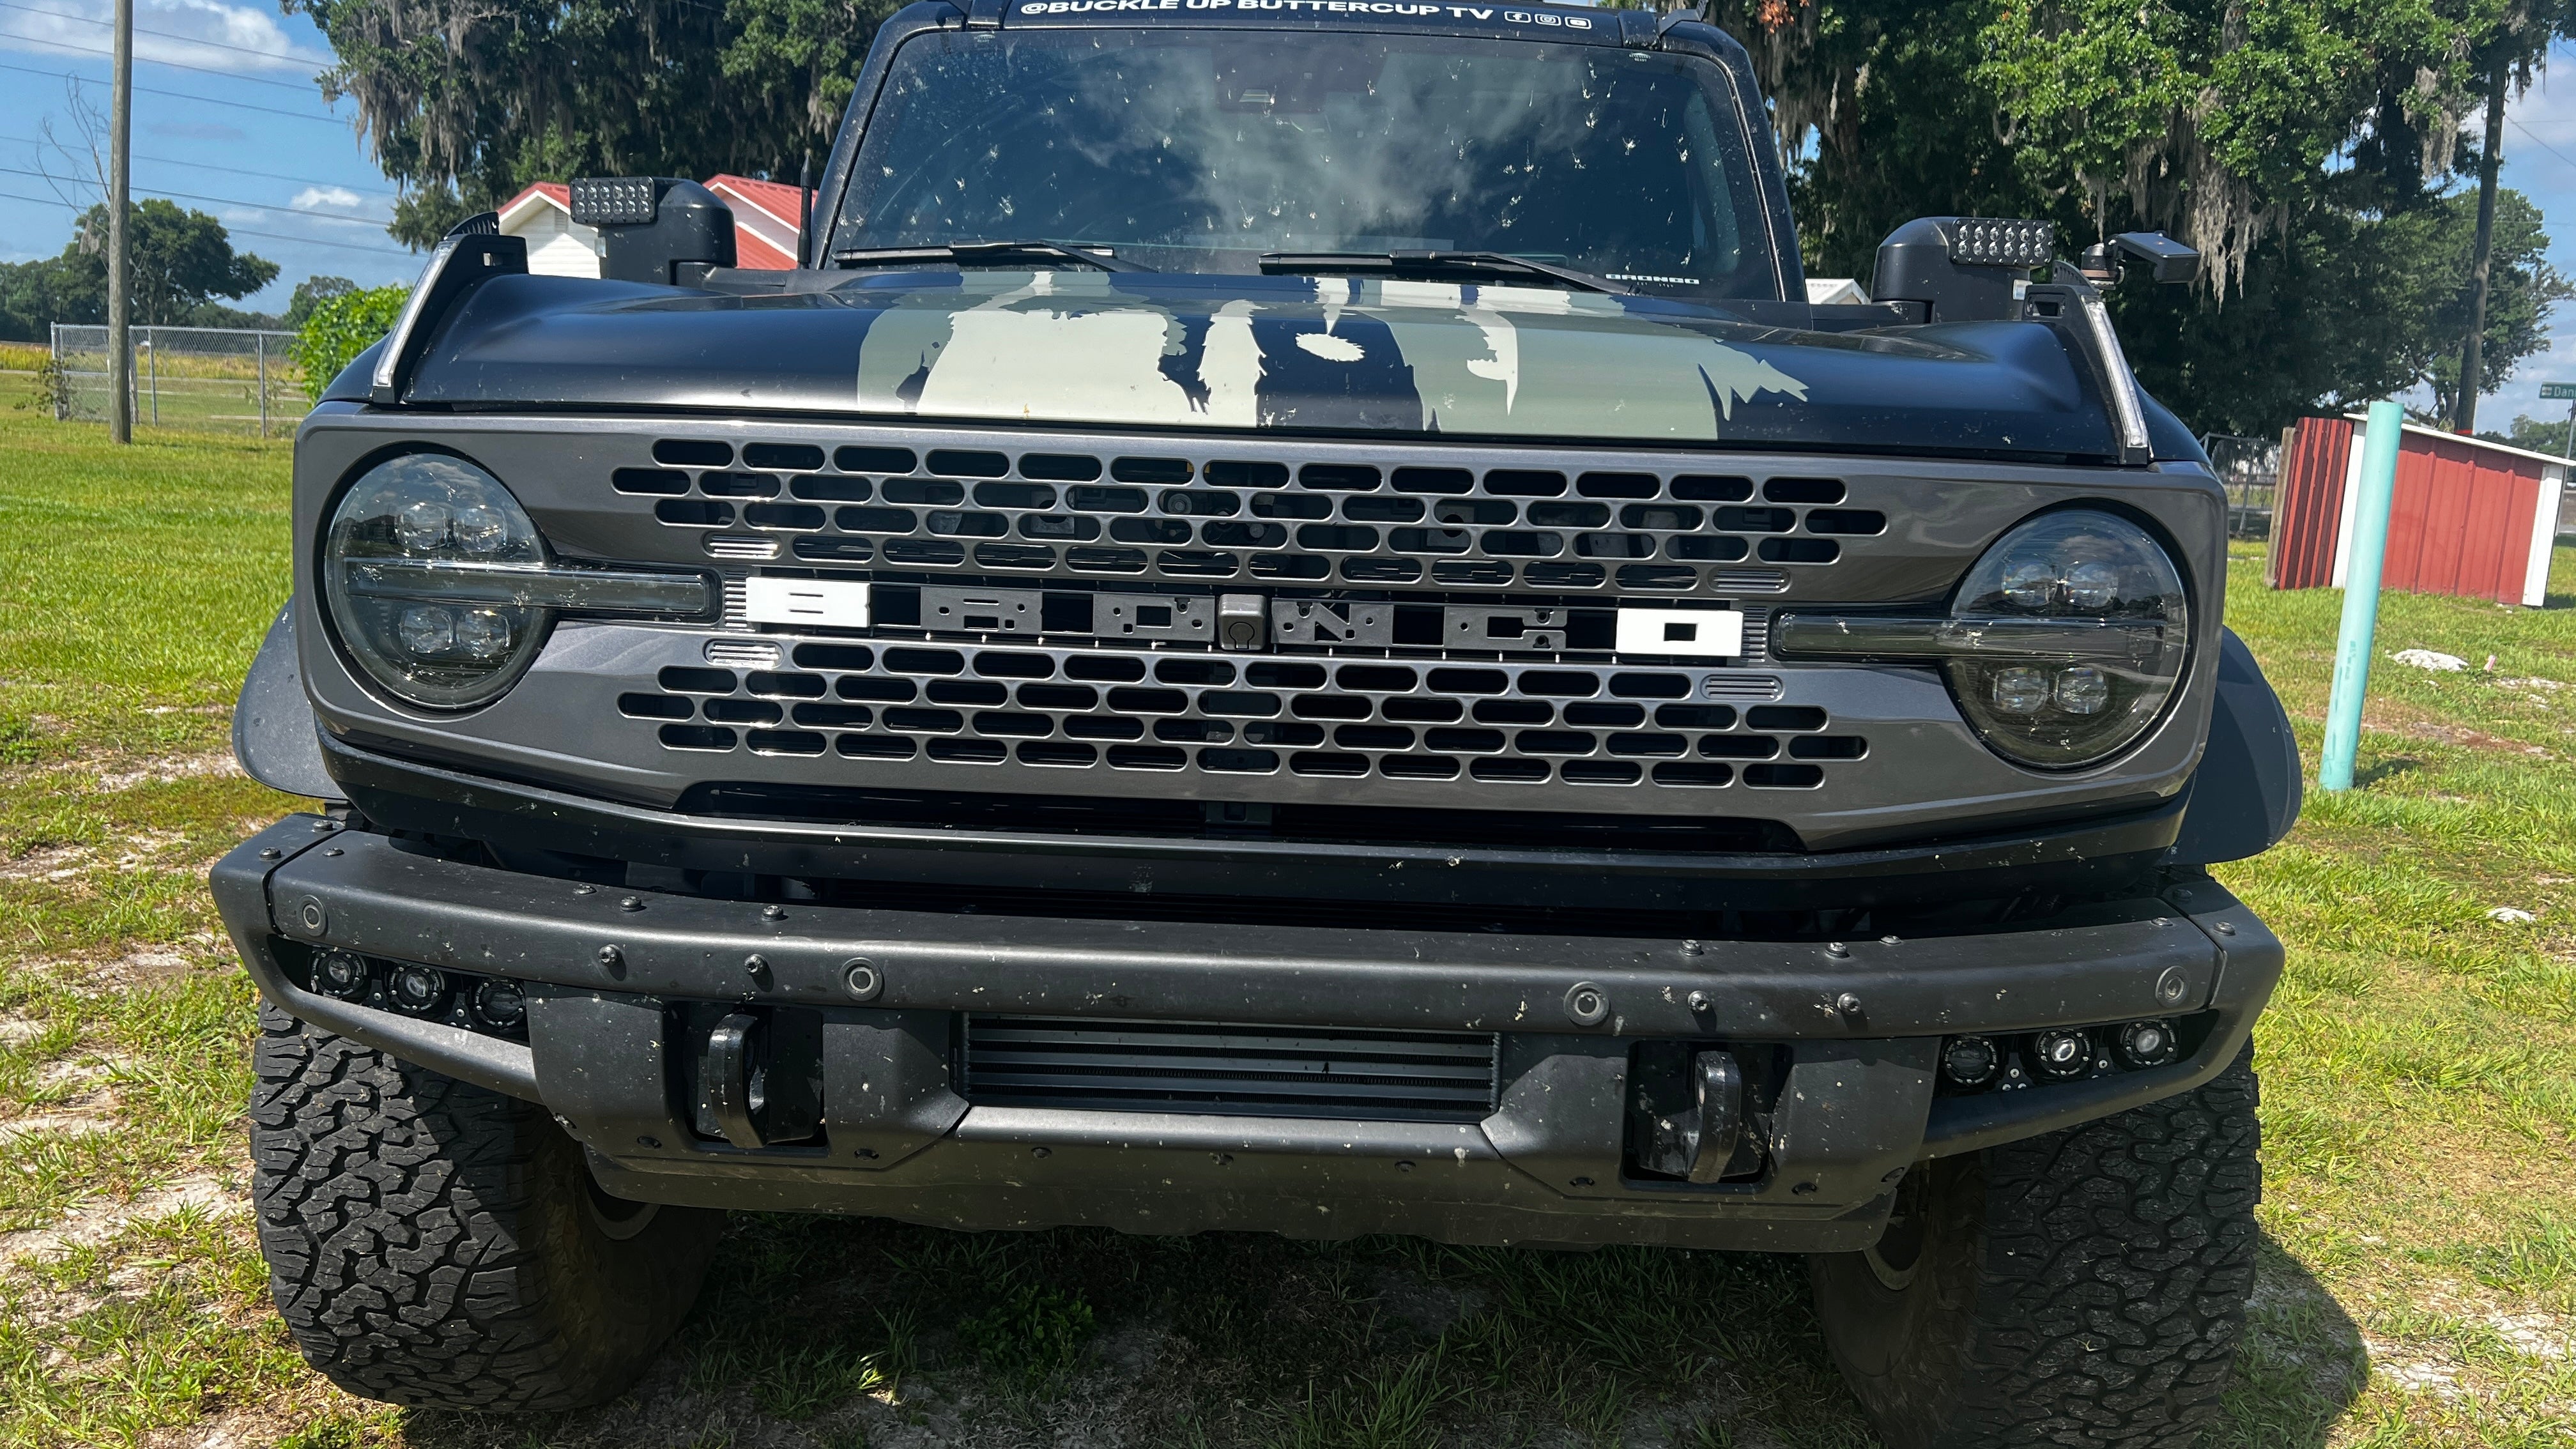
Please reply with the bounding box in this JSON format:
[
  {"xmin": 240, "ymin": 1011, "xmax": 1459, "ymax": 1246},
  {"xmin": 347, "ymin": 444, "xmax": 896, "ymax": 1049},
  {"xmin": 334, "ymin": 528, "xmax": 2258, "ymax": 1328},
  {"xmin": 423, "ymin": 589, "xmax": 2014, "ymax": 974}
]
[
  {"xmin": 634, "ymin": 645, "xmax": 1866, "ymax": 793},
  {"xmin": 960, "ymin": 1016, "xmax": 1501, "ymax": 1120},
  {"xmin": 644, "ymin": 443, "xmax": 1868, "ymax": 589}
]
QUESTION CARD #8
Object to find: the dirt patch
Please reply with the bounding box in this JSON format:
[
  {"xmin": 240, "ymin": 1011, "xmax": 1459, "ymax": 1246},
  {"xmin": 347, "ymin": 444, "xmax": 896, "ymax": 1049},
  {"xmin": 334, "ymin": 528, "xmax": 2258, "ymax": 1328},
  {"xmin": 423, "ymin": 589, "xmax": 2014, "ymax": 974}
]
[
  {"xmin": 1369, "ymin": 1266, "xmax": 1488, "ymax": 1337},
  {"xmin": 0, "ymin": 845, "xmax": 94, "ymax": 881},
  {"xmin": 95, "ymin": 752, "xmax": 243, "ymax": 792},
  {"xmin": 0, "ymin": 1174, "xmax": 244, "ymax": 1264},
  {"xmin": 2396, "ymin": 721, "xmax": 2554, "ymax": 756},
  {"xmin": 0, "ymin": 1112, "xmax": 116, "ymax": 1144}
]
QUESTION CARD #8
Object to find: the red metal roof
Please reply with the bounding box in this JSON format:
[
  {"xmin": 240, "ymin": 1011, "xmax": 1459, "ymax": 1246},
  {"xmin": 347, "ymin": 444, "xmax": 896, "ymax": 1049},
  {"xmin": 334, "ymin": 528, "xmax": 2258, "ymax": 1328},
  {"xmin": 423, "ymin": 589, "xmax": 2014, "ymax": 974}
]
[
  {"xmin": 707, "ymin": 174, "xmax": 804, "ymax": 228},
  {"xmin": 498, "ymin": 176, "xmax": 803, "ymax": 270}
]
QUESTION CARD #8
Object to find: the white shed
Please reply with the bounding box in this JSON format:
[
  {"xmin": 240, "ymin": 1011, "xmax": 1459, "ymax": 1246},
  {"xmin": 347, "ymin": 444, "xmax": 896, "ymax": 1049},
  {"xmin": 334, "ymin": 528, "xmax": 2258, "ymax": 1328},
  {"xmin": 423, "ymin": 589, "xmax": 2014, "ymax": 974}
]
[{"xmin": 497, "ymin": 185, "xmax": 602, "ymax": 279}]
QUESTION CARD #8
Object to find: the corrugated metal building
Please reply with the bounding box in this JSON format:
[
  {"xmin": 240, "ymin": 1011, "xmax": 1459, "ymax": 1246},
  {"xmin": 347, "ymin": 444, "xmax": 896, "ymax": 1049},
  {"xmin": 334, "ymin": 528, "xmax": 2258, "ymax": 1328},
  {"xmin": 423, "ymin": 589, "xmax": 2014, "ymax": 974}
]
[{"xmin": 2268, "ymin": 414, "xmax": 2565, "ymax": 606}]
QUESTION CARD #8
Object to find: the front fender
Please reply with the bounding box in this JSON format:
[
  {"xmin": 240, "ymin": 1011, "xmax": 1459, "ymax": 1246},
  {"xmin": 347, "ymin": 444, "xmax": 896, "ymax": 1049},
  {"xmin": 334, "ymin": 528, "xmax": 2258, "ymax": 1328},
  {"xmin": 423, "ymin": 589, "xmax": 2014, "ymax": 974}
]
[
  {"xmin": 2166, "ymin": 627, "xmax": 2301, "ymax": 865},
  {"xmin": 232, "ymin": 602, "xmax": 341, "ymax": 801}
]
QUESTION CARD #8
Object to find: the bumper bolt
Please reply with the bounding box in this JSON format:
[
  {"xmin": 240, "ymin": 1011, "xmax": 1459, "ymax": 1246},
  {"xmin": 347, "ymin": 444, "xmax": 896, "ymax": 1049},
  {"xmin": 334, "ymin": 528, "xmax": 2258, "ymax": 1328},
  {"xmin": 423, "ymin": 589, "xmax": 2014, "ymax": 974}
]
[
  {"xmin": 322, "ymin": 847, "xmax": 342, "ymax": 857},
  {"xmin": 843, "ymin": 959, "xmax": 882, "ymax": 1002},
  {"xmin": 635, "ymin": 1135, "xmax": 661, "ymax": 1149},
  {"xmin": 1032, "ymin": 1146, "xmax": 1051, "ymax": 1158},
  {"xmin": 743, "ymin": 953, "xmax": 772, "ymax": 986},
  {"xmin": 1835, "ymin": 992, "xmax": 1864, "ymax": 1017},
  {"xmin": 596, "ymin": 945, "xmax": 625, "ymax": 977},
  {"xmin": 762, "ymin": 904, "xmax": 786, "ymax": 921},
  {"xmin": 2155, "ymin": 965, "xmax": 2189, "ymax": 1004},
  {"xmin": 2214, "ymin": 921, "xmax": 2237, "ymax": 936},
  {"xmin": 1686, "ymin": 989, "xmax": 1712, "ymax": 1013},
  {"xmin": 574, "ymin": 884, "xmax": 595, "ymax": 896},
  {"xmin": 1562, "ymin": 981, "xmax": 1609, "ymax": 1026},
  {"xmin": 1825, "ymin": 941, "xmax": 1850, "ymax": 958},
  {"xmin": 1681, "ymin": 939, "xmax": 1705, "ymax": 956},
  {"xmin": 295, "ymin": 896, "xmax": 327, "ymax": 935},
  {"xmin": 618, "ymin": 896, "xmax": 645, "ymax": 912},
  {"xmin": 257, "ymin": 847, "xmax": 281, "ymax": 860},
  {"xmin": 1791, "ymin": 1181, "xmax": 1819, "ymax": 1195}
]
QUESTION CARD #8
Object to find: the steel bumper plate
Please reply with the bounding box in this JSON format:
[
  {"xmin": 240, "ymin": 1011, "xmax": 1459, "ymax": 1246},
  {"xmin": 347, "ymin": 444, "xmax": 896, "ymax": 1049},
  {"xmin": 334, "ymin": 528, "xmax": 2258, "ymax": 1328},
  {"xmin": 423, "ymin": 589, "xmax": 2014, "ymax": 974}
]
[{"xmin": 210, "ymin": 814, "xmax": 2280, "ymax": 1251}]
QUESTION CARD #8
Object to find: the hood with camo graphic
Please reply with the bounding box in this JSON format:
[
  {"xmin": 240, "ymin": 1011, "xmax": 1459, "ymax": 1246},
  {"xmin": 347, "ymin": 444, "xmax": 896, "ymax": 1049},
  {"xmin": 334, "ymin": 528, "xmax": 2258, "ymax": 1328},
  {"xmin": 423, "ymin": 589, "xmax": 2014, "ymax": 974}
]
[{"xmin": 385, "ymin": 268, "xmax": 2149, "ymax": 458}]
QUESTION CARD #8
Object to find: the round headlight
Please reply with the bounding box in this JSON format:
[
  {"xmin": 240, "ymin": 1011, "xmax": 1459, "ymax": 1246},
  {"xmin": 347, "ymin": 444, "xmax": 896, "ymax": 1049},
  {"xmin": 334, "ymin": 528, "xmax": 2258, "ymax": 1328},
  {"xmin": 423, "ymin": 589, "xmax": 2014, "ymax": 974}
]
[
  {"xmin": 322, "ymin": 454, "xmax": 550, "ymax": 709},
  {"xmin": 1945, "ymin": 510, "xmax": 2188, "ymax": 769}
]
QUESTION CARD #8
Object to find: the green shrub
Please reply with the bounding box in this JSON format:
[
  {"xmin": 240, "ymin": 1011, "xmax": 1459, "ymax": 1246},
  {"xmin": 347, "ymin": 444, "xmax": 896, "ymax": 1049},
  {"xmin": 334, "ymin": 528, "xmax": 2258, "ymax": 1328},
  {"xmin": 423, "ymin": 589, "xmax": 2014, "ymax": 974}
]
[{"xmin": 289, "ymin": 284, "xmax": 410, "ymax": 404}]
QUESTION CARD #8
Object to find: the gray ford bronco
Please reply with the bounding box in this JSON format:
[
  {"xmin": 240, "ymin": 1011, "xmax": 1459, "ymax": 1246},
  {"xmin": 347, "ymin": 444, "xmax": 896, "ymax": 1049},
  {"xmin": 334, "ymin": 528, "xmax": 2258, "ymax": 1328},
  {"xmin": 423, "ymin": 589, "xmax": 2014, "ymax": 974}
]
[{"xmin": 213, "ymin": 1, "xmax": 2301, "ymax": 1442}]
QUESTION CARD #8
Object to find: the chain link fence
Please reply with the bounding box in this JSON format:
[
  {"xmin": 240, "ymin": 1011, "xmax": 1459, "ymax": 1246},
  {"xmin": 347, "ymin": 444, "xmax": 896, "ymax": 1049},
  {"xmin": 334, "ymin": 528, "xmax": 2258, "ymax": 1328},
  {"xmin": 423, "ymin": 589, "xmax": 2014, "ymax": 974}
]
[
  {"xmin": 48, "ymin": 323, "xmax": 307, "ymax": 436},
  {"xmin": 2202, "ymin": 433, "xmax": 2280, "ymax": 540}
]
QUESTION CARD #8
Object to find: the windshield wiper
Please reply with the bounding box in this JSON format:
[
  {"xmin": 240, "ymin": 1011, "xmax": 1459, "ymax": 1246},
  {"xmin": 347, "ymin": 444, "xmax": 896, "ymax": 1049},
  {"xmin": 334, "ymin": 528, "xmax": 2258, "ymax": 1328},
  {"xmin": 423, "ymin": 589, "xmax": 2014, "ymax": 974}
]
[
  {"xmin": 830, "ymin": 240, "xmax": 1151, "ymax": 273},
  {"xmin": 1259, "ymin": 250, "xmax": 1632, "ymax": 295}
]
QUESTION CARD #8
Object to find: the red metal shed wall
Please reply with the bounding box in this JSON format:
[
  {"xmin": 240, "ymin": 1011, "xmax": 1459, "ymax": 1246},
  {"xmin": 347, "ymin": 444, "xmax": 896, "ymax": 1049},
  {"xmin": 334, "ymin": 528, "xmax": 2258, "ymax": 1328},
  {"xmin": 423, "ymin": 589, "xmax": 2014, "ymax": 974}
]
[
  {"xmin": 2383, "ymin": 433, "xmax": 2545, "ymax": 604},
  {"xmin": 2269, "ymin": 416, "xmax": 2350, "ymax": 590}
]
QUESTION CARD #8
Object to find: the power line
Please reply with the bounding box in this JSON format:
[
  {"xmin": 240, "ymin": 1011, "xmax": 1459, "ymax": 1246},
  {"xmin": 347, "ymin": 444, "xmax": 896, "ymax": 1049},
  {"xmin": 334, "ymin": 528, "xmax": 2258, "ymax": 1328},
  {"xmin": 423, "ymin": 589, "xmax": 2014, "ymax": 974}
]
[
  {"xmin": 0, "ymin": 0, "xmax": 335, "ymax": 66},
  {"xmin": 2507, "ymin": 116, "xmax": 2576, "ymax": 174},
  {"xmin": 0, "ymin": 187, "xmax": 415, "ymax": 256},
  {"xmin": 0, "ymin": 162, "xmax": 401, "ymax": 234},
  {"xmin": 0, "ymin": 60, "xmax": 350, "ymax": 123},
  {"xmin": 0, "ymin": 131, "xmax": 397, "ymax": 195},
  {"xmin": 0, "ymin": 25, "xmax": 327, "ymax": 90}
]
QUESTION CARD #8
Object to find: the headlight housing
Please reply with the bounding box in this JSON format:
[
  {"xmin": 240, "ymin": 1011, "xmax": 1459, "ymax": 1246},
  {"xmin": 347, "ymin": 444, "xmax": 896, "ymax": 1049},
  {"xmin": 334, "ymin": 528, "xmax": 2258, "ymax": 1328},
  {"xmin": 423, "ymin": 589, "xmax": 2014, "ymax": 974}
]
[
  {"xmin": 322, "ymin": 454, "xmax": 551, "ymax": 709},
  {"xmin": 1943, "ymin": 510, "xmax": 2189, "ymax": 768},
  {"xmin": 1771, "ymin": 507, "xmax": 2191, "ymax": 770}
]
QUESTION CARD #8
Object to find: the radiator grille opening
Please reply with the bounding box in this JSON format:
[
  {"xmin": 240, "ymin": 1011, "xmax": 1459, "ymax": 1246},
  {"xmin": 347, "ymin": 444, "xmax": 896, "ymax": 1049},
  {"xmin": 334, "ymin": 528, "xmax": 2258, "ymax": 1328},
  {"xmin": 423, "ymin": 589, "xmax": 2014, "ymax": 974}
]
[{"xmin": 960, "ymin": 1016, "xmax": 1501, "ymax": 1121}]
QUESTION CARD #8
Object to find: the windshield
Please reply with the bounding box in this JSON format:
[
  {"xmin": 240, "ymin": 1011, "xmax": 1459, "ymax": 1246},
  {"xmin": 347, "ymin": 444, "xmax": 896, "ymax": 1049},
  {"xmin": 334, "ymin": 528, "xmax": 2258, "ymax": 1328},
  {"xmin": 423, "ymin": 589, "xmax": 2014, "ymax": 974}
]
[{"xmin": 834, "ymin": 26, "xmax": 1782, "ymax": 300}]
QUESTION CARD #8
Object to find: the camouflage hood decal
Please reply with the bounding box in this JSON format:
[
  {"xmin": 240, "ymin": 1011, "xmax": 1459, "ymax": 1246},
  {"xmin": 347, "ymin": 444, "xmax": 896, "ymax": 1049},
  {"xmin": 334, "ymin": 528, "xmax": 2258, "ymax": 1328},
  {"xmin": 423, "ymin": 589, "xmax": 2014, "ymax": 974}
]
[
  {"xmin": 854, "ymin": 270, "xmax": 1808, "ymax": 441},
  {"xmin": 397, "ymin": 270, "xmax": 2140, "ymax": 457}
]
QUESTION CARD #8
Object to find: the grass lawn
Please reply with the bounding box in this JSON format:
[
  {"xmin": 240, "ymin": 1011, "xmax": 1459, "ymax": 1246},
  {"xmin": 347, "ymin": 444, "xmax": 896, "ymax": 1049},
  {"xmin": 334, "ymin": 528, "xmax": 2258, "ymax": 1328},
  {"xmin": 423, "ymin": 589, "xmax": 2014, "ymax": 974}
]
[{"xmin": 1, "ymin": 407, "xmax": 2570, "ymax": 1448}]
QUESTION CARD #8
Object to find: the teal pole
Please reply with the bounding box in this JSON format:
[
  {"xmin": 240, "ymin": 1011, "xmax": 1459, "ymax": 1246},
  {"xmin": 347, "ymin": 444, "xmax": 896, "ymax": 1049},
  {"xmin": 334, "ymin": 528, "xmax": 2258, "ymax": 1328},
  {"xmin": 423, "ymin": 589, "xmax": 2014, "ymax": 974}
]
[{"xmin": 2318, "ymin": 399, "xmax": 2404, "ymax": 791}]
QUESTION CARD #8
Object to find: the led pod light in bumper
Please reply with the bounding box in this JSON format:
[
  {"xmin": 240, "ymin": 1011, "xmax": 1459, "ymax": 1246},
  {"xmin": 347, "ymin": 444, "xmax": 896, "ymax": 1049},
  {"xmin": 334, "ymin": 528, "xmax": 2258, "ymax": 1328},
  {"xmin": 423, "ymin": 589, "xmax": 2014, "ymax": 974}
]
[
  {"xmin": 321, "ymin": 453, "xmax": 714, "ymax": 709},
  {"xmin": 1772, "ymin": 509, "xmax": 2188, "ymax": 769}
]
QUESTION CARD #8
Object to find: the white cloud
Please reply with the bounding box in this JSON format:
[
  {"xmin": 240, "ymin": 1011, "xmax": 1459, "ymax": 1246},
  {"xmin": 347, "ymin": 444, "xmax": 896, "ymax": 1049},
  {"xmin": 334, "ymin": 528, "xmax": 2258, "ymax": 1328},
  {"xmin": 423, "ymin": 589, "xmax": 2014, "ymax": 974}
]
[
  {"xmin": 291, "ymin": 184, "xmax": 363, "ymax": 211},
  {"xmin": 0, "ymin": 0, "xmax": 334, "ymax": 78}
]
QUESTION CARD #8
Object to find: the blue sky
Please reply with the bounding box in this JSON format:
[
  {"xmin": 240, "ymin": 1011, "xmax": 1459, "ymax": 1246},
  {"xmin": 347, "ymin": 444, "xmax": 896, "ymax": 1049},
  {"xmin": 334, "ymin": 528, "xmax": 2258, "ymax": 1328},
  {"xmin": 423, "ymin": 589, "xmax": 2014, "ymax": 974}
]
[
  {"xmin": 4, "ymin": 5, "xmax": 2576, "ymax": 428},
  {"xmin": 0, "ymin": 0, "xmax": 416, "ymax": 310}
]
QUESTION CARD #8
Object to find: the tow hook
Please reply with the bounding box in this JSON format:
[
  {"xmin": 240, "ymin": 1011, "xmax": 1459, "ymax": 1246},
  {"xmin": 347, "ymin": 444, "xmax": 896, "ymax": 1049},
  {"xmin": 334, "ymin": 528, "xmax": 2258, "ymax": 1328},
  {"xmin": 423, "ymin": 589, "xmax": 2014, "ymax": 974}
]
[
  {"xmin": 1629, "ymin": 1045, "xmax": 1770, "ymax": 1183},
  {"xmin": 689, "ymin": 1008, "xmax": 824, "ymax": 1149}
]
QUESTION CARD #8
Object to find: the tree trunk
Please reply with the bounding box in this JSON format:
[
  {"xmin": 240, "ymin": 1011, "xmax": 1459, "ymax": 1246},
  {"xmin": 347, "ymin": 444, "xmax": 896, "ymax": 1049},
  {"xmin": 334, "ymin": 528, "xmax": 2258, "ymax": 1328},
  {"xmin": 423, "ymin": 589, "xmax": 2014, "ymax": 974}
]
[{"xmin": 2455, "ymin": 60, "xmax": 2508, "ymax": 435}]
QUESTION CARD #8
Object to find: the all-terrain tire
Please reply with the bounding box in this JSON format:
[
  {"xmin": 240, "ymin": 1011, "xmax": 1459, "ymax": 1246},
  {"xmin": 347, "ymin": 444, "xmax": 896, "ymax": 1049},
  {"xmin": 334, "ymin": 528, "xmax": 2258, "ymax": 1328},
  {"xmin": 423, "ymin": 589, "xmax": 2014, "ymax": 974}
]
[
  {"xmin": 1810, "ymin": 1046, "xmax": 2261, "ymax": 1449},
  {"xmin": 248, "ymin": 1004, "xmax": 723, "ymax": 1411}
]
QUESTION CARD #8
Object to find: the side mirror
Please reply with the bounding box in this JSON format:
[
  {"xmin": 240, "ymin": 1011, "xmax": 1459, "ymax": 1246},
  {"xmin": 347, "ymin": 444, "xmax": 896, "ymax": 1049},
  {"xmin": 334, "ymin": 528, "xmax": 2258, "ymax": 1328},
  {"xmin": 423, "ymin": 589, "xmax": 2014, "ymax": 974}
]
[
  {"xmin": 2080, "ymin": 232, "xmax": 2200, "ymax": 287},
  {"xmin": 569, "ymin": 177, "xmax": 737, "ymax": 288},
  {"xmin": 1869, "ymin": 216, "xmax": 2053, "ymax": 324}
]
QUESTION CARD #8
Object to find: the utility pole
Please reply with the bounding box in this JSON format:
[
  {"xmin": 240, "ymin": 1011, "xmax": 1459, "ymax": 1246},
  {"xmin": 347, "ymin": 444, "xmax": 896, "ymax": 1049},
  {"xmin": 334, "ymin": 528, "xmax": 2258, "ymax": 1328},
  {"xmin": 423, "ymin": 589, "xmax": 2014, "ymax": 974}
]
[
  {"xmin": 2455, "ymin": 57, "xmax": 2508, "ymax": 436},
  {"xmin": 106, "ymin": 0, "xmax": 132, "ymax": 445}
]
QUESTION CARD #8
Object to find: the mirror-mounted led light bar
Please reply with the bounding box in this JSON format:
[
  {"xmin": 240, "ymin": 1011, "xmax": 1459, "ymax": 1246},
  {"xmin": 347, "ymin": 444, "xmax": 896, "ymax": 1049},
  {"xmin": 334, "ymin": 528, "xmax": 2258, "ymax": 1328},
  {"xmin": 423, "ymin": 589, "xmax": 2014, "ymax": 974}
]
[{"xmin": 1945, "ymin": 217, "xmax": 2053, "ymax": 269}]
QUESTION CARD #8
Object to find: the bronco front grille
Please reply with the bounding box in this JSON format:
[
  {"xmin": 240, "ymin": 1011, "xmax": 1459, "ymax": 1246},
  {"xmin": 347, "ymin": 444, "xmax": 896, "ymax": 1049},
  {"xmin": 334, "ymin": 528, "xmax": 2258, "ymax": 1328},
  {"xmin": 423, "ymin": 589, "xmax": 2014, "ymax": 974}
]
[
  {"xmin": 622, "ymin": 440, "xmax": 1880, "ymax": 594},
  {"xmin": 959, "ymin": 1016, "xmax": 1501, "ymax": 1120},
  {"xmin": 622, "ymin": 645, "xmax": 1867, "ymax": 792}
]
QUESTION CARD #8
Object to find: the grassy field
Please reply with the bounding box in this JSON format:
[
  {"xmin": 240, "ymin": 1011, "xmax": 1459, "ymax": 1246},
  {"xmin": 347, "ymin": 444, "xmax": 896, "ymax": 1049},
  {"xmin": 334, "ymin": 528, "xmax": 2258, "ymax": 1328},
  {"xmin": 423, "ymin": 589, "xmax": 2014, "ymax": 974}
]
[{"xmin": 0, "ymin": 407, "xmax": 2571, "ymax": 1448}]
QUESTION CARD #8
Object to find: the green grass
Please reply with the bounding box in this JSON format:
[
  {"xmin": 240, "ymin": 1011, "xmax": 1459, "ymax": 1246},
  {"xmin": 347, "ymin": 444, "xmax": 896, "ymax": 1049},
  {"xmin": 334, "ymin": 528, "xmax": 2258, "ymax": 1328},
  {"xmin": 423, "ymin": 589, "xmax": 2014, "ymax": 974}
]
[{"xmin": 1, "ymin": 408, "xmax": 2572, "ymax": 1446}]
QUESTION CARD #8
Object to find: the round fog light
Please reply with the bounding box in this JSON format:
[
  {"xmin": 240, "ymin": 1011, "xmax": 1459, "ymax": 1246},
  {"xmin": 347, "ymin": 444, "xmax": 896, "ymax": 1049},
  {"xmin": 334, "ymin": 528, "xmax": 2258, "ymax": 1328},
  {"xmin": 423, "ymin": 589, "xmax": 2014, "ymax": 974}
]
[
  {"xmin": 471, "ymin": 977, "xmax": 526, "ymax": 1029},
  {"xmin": 2114, "ymin": 1018, "xmax": 2179, "ymax": 1069},
  {"xmin": 387, "ymin": 963, "xmax": 450, "ymax": 1016},
  {"xmin": 1940, "ymin": 1035, "xmax": 2000, "ymax": 1089},
  {"xmin": 313, "ymin": 950, "xmax": 371, "ymax": 1000},
  {"xmin": 2030, "ymin": 1028, "xmax": 2094, "ymax": 1080}
]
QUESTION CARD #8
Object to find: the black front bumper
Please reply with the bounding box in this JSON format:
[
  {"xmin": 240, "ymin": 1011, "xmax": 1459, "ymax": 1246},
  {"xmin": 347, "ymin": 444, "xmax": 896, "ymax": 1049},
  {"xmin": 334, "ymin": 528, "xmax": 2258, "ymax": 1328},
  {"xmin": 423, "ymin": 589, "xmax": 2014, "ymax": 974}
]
[{"xmin": 212, "ymin": 815, "xmax": 2278, "ymax": 1253}]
